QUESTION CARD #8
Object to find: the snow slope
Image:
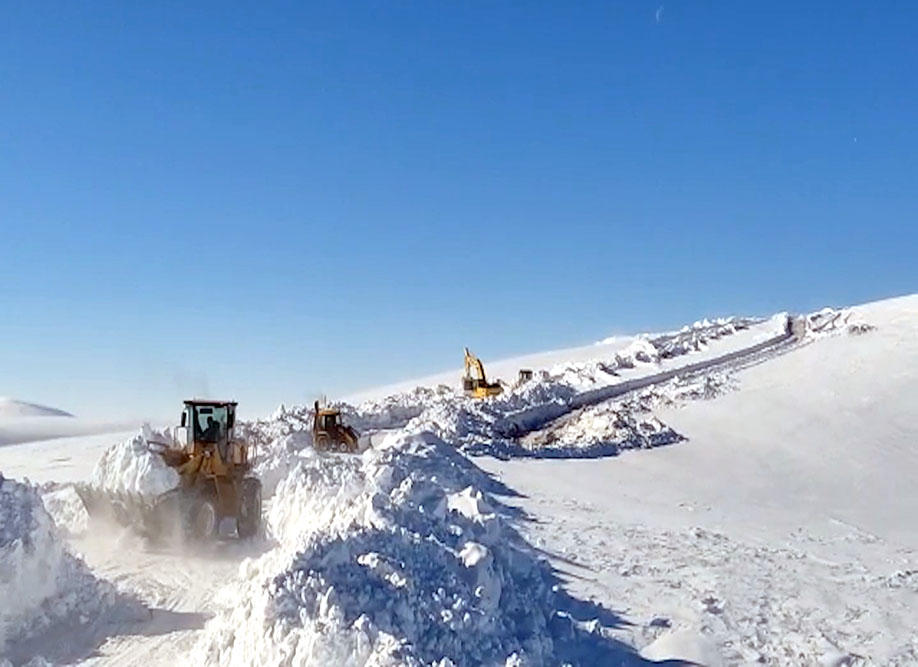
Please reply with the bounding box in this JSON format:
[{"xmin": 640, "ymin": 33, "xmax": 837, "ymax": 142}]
[
  {"xmin": 0, "ymin": 397, "xmax": 141, "ymax": 448},
  {"xmin": 0, "ymin": 418, "xmax": 139, "ymax": 448},
  {"xmin": 482, "ymin": 294, "xmax": 918, "ymax": 664}
]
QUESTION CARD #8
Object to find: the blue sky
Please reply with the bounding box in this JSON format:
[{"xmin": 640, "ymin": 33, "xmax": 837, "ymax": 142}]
[{"xmin": 1, "ymin": 2, "xmax": 915, "ymax": 420}]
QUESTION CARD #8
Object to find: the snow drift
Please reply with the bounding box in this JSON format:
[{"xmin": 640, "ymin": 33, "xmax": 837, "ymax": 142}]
[
  {"xmin": 0, "ymin": 474, "xmax": 117, "ymax": 657},
  {"xmin": 192, "ymin": 432, "xmax": 635, "ymax": 666}
]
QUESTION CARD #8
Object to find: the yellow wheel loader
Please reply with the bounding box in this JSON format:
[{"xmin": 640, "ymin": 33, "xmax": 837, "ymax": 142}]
[
  {"xmin": 462, "ymin": 347, "xmax": 504, "ymax": 399},
  {"xmin": 76, "ymin": 400, "xmax": 262, "ymax": 540},
  {"xmin": 312, "ymin": 400, "xmax": 360, "ymax": 453}
]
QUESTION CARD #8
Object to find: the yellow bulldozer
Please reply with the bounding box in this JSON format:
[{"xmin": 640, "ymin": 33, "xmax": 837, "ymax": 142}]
[
  {"xmin": 462, "ymin": 347, "xmax": 504, "ymax": 399},
  {"xmin": 77, "ymin": 399, "xmax": 262, "ymax": 540}
]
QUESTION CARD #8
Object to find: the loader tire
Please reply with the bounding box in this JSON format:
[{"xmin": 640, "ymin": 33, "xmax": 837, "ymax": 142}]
[
  {"xmin": 237, "ymin": 478, "xmax": 262, "ymax": 539},
  {"xmin": 188, "ymin": 497, "xmax": 217, "ymax": 541}
]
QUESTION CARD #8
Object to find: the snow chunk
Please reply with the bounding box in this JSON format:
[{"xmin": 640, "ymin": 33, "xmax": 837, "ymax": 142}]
[{"xmin": 91, "ymin": 425, "xmax": 179, "ymax": 497}]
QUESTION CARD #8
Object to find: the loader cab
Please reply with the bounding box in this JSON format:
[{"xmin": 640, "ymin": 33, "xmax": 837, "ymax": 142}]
[
  {"xmin": 181, "ymin": 400, "xmax": 237, "ymax": 448},
  {"xmin": 317, "ymin": 410, "xmax": 340, "ymax": 431}
]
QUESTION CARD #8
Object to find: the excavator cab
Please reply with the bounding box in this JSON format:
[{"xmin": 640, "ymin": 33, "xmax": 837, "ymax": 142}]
[{"xmin": 463, "ymin": 347, "xmax": 504, "ymax": 399}]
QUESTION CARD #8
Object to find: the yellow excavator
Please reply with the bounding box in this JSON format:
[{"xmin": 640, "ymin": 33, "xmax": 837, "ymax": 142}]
[{"xmin": 463, "ymin": 347, "xmax": 504, "ymax": 398}]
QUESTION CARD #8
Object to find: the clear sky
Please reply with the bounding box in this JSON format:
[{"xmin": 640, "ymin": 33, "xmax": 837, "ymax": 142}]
[{"xmin": 1, "ymin": 2, "xmax": 915, "ymax": 420}]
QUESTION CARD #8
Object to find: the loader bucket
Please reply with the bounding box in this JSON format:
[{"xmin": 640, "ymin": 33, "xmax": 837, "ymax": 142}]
[{"xmin": 73, "ymin": 484, "xmax": 185, "ymax": 540}]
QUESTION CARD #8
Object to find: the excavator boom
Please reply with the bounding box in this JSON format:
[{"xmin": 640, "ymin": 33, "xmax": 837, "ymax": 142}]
[{"xmin": 462, "ymin": 347, "xmax": 503, "ymax": 398}]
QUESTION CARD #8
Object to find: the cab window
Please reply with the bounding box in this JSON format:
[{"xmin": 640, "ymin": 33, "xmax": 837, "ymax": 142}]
[{"xmin": 194, "ymin": 405, "xmax": 228, "ymax": 442}]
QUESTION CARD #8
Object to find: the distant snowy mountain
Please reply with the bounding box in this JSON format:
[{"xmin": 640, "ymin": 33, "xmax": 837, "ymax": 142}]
[
  {"xmin": 0, "ymin": 398, "xmax": 138, "ymax": 447},
  {"xmin": 0, "ymin": 397, "xmax": 74, "ymax": 419}
]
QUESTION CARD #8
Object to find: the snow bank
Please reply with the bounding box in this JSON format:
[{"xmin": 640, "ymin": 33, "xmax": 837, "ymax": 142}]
[
  {"xmin": 0, "ymin": 474, "xmax": 117, "ymax": 655},
  {"xmin": 40, "ymin": 485, "xmax": 90, "ymax": 536},
  {"xmin": 804, "ymin": 307, "xmax": 876, "ymax": 338},
  {"xmin": 193, "ymin": 433, "xmax": 630, "ymax": 666},
  {"xmin": 90, "ymin": 426, "xmax": 179, "ymax": 497},
  {"xmin": 242, "ymin": 386, "xmax": 456, "ymax": 450},
  {"xmin": 517, "ymin": 373, "xmax": 734, "ymax": 458}
]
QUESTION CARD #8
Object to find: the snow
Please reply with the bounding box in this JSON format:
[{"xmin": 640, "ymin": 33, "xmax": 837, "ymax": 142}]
[
  {"xmin": 0, "ymin": 418, "xmax": 139, "ymax": 448},
  {"xmin": 481, "ymin": 294, "xmax": 918, "ymax": 664},
  {"xmin": 90, "ymin": 426, "xmax": 180, "ymax": 498},
  {"xmin": 2, "ymin": 295, "xmax": 916, "ymax": 666},
  {"xmin": 0, "ymin": 398, "xmax": 74, "ymax": 419},
  {"xmin": 0, "ymin": 474, "xmax": 118, "ymax": 660},
  {"xmin": 0, "ymin": 397, "xmax": 140, "ymax": 448},
  {"xmin": 192, "ymin": 432, "xmax": 637, "ymax": 666},
  {"xmin": 0, "ymin": 430, "xmax": 138, "ymax": 485}
]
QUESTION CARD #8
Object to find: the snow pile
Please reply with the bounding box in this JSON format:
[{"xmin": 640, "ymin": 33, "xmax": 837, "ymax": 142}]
[
  {"xmin": 90, "ymin": 426, "xmax": 179, "ymax": 497},
  {"xmin": 611, "ymin": 338, "xmax": 661, "ymax": 368},
  {"xmin": 0, "ymin": 474, "xmax": 117, "ymax": 654},
  {"xmin": 804, "ymin": 307, "xmax": 875, "ymax": 338},
  {"xmin": 243, "ymin": 385, "xmax": 456, "ymax": 449},
  {"xmin": 656, "ymin": 317, "xmax": 751, "ymax": 357},
  {"xmin": 521, "ymin": 401, "xmax": 681, "ymax": 457},
  {"xmin": 595, "ymin": 316, "xmax": 749, "ymax": 348},
  {"xmin": 193, "ymin": 432, "xmax": 628, "ymax": 665},
  {"xmin": 517, "ymin": 373, "xmax": 734, "ymax": 457},
  {"xmin": 40, "ymin": 485, "xmax": 91, "ymax": 536},
  {"xmin": 340, "ymin": 385, "xmax": 455, "ymax": 433}
]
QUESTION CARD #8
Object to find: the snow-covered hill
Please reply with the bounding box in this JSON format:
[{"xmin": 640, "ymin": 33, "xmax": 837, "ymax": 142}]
[
  {"xmin": 483, "ymin": 294, "xmax": 918, "ymax": 664},
  {"xmin": 0, "ymin": 397, "xmax": 138, "ymax": 447},
  {"xmin": 0, "ymin": 398, "xmax": 74, "ymax": 419},
  {"xmin": 1, "ymin": 295, "xmax": 915, "ymax": 666}
]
